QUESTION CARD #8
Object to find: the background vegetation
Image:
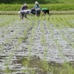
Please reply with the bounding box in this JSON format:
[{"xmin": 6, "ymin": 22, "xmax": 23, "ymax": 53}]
[
  {"xmin": 0, "ymin": 0, "xmax": 74, "ymax": 11},
  {"xmin": 0, "ymin": 4, "xmax": 74, "ymax": 11},
  {"xmin": 0, "ymin": 0, "xmax": 74, "ymax": 4}
]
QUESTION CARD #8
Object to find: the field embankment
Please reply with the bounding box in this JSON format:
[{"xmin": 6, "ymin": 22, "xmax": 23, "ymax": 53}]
[{"xmin": 0, "ymin": 11, "xmax": 74, "ymax": 15}]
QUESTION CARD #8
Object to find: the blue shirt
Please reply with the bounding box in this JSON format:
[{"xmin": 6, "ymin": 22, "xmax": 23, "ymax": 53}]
[{"xmin": 34, "ymin": 4, "xmax": 40, "ymax": 9}]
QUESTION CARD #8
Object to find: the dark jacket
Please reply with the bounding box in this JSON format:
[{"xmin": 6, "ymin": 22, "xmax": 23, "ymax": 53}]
[{"xmin": 21, "ymin": 5, "xmax": 28, "ymax": 10}]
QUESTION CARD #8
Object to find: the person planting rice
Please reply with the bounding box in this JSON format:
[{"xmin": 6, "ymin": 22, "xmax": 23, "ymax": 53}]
[
  {"xmin": 41, "ymin": 8, "xmax": 49, "ymax": 15},
  {"xmin": 20, "ymin": 3, "xmax": 28, "ymax": 19},
  {"xmin": 19, "ymin": 3, "xmax": 30, "ymax": 19},
  {"xmin": 34, "ymin": 1, "xmax": 40, "ymax": 9},
  {"xmin": 31, "ymin": 1, "xmax": 41, "ymax": 16}
]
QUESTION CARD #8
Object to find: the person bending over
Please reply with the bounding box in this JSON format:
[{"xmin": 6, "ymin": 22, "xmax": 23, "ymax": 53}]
[
  {"xmin": 41, "ymin": 8, "xmax": 49, "ymax": 15},
  {"xmin": 20, "ymin": 3, "xmax": 28, "ymax": 19},
  {"xmin": 31, "ymin": 1, "xmax": 41, "ymax": 16}
]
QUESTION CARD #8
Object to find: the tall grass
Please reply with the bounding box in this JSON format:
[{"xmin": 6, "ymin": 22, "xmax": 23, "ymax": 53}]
[{"xmin": 0, "ymin": 4, "xmax": 74, "ymax": 11}]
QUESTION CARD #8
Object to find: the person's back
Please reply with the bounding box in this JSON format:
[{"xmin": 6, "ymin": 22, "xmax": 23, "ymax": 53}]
[
  {"xmin": 21, "ymin": 4, "xmax": 28, "ymax": 10},
  {"xmin": 34, "ymin": 1, "xmax": 40, "ymax": 9},
  {"xmin": 19, "ymin": 3, "xmax": 28, "ymax": 19},
  {"xmin": 41, "ymin": 8, "xmax": 49, "ymax": 15},
  {"xmin": 34, "ymin": 4, "xmax": 40, "ymax": 9}
]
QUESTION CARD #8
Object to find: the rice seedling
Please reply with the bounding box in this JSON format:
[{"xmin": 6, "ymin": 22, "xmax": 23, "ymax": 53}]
[
  {"xmin": 49, "ymin": 15, "xmax": 74, "ymax": 74},
  {"xmin": 55, "ymin": 15, "xmax": 74, "ymax": 48},
  {"xmin": 0, "ymin": 15, "xmax": 74, "ymax": 74}
]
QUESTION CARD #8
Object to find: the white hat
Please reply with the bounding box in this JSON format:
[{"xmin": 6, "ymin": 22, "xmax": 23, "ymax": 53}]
[
  {"xmin": 24, "ymin": 3, "xmax": 27, "ymax": 6},
  {"xmin": 35, "ymin": 1, "xmax": 39, "ymax": 4}
]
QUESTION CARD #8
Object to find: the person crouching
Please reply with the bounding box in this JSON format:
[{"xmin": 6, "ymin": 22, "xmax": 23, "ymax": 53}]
[
  {"xmin": 19, "ymin": 3, "xmax": 28, "ymax": 19},
  {"xmin": 41, "ymin": 8, "xmax": 49, "ymax": 15},
  {"xmin": 31, "ymin": 1, "xmax": 41, "ymax": 16}
]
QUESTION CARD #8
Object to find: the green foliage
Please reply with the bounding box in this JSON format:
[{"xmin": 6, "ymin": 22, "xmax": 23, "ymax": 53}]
[
  {"xmin": 0, "ymin": 0, "xmax": 59, "ymax": 4},
  {"xmin": 0, "ymin": 0, "xmax": 74, "ymax": 4},
  {"xmin": 0, "ymin": 4, "xmax": 74, "ymax": 11}
]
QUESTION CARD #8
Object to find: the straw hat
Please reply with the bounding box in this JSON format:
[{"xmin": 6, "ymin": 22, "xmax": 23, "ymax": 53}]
[
  {"xmin": 24, "ymin": 3, "xmax": 27, "ymax": 6},
  {"xmin": 35, "ymin": 1, "xmax": 39, "ymax": 4}
]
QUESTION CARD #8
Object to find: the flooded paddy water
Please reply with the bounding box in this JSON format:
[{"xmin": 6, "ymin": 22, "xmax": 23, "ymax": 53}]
[{"xmin": 0, "ymin": 15, "xmax": 74, "ymax": 74}]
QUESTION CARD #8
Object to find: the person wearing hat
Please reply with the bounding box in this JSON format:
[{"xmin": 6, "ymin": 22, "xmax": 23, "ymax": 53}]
[
  {"xmin": 20, "ymin": 3, "xmax": 28, "ymax": 10},
  {"xmin": 31, "ymin": 1, "xmax": 41, "ymax": 16},
  {"xmin": 34, "ymin": 1, "xmax": 40, "ymax": 9},
  {"xmin": 19, "ymin": 3, "xmax": 29, "ymax": 19},
  {"xmin": 41, "ymin": 8, "xmax": 49, "ymax": 15}
]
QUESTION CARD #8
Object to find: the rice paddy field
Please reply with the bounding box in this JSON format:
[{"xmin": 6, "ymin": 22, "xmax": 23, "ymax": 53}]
[{"xmin": 0, "ymin": 14, "xmax": 74, "ymax": 74}]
